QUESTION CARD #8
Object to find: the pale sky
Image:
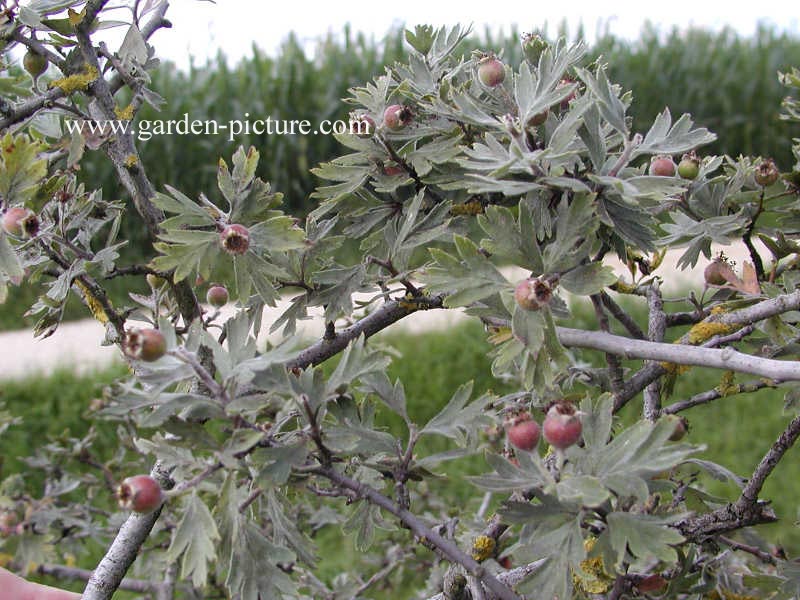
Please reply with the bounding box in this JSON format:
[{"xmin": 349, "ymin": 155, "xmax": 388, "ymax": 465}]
[{"xmin": 133, "ymin": 0, "xmax": 798, "ymax": 68}]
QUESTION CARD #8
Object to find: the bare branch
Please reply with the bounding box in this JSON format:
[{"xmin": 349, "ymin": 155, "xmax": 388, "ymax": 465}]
[
  {"xmin": 644, "ymin": 282, "xmax": 666, "ymax": 420},
  {"xmin": 557, "ymin": 327, "xmax": 800, "ymax": 381},
  {"xmin": 315, "ymin": 465, "xmax": 522, "ymax": 600},
  {"xmin": 718, "ymin": 535, "xmax": 777, "ymax": 565},
  {"xmin": 19, "ymin": 562, "xmax": 155, "ymax": 593},
  {"xmin": 661, "ymin": 379, "xmax": 777, "ymax": 415},
  {"xmin": 82, "ymin": 462, "xmax": 174, "ymax": 600},
  {"xmin": 286, "ymin": 295, "xmax": 445, "ymax": 370},
  {"xmin": 600, "ymin": 291, "xmax": 646, "ymax": 339},
  {"xmin": 737, "ymin": 413, "xmax": 800, "ymax": 507}
]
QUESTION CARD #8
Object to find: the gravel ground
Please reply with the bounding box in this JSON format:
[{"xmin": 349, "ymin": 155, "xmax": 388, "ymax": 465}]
[{"xmin": 0, "ymin": 242, "xmax": 758, "ymax": 380}]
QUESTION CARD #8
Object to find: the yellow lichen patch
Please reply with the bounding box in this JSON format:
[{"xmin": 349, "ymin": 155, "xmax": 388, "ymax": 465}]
[
  {"xmin": 470, "ymin": 535, "xmax": 496, "ymax": 562},
  {"xmin": 572, "ymin": 538, "xmax": 614, "ymax": 594},
  {"xmin": 450, "ymin": 198, "xmax": 485, "ymax": 216},
  {"xmin": 74, "ymin": 279, "xmax": 109, "ymax": 324},
  {"xmin": 688, "ymin": 321, "xmax": 736, "ymax": 345},
  {"xmin": 716, "ymin": 371, "xmax": 738, "ymax": 396},
  {"xmin": 710, "ymin": 305, "xmax": 728, "ymax": 315},
  {"xmin": 49, "ymin": 65, "xmax": 99, "ymax": 94},
  {"xmin": 611, "ymin": 279, "xmax": 637, "ymax": 294},
  {"xmin": 660, "ymin": 361, "xmax": 692, "ymax": 375},
  {"xmin": 114, "ymin": 103, "xmax": 135, "ymax": 120},
  {"xmin": 124, "ymin": 154, "xmax": 138, "ymax": 169}
]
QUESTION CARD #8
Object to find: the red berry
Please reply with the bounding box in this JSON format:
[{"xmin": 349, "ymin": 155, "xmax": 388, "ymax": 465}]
[
  {"xmin": 506, "ymin": 415, "xmax": 540, "ymax": 451},
  {"xmin": 220, "ymin": 223, "xmax": 250, "ymax": 255},
  {"xmin": 124, "ymin": 328, "xmax": 167, "ymax": 362},
  {"xmin": 206, "ymin": 284, "xmax": 229, "ymax": 307},
  {"xmin": 382, "ymin": 162, "xmax": 405, "ymax": 176},
  {"xmin": 527, "ymin": 110, "xmax": 548, "ymax": 127},
  {"xmin": 514, "ymin": 277, "xmax": 553, "ymax": 311},
  {"xmin": 543, "ymin": 402, "xmax": 582, "ymax": 450},
  {"xmin": 383, "ymin": 104, "xmax": 412, "ymax": 131},
  {"xmin": 2, "ymin": 206, "xmax": 38, "ymax": 237},
  {"xmin": 350, "ymin": 113, "xmax": 376, "ymax": 138},
  {"xmin": 117, "ymin": 475, "xmax": 164, "ymax": 513},
  {"xmin": 636, "ymin": 574, "xmax": 667, "ymax": 593},
  {"xmin": 649, "ymin": 155, "xmax": 676, "ymax": 177},
  {"xmin": 755, "ymin": 158, "xmax": 779, "ymax": 187},
  {"xmin": 557, "ymin": 78, "xmax": 578, "ymax": 109},
  {"xmin": 478, "ymin": 56, "xmax": 505, "ymax": 87},
  {"xmin": 677, "ymin": 152, "xmax": 700, "ymax": 180}
]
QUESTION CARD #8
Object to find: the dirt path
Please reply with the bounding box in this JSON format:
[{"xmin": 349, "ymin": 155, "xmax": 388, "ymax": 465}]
[{"xmin": 0, "ymin": 243, "xmax": 757, "ymax": 380}]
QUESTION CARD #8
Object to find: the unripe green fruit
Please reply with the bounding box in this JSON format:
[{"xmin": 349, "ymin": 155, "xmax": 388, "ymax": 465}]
[
  {"xmin": 206, "ymin": 284, "xmax": 229, "ymax": 307},
  {"xmin": 649, "ymin": 155, "xmax": 676, "ymax": 177},
  {"xmin": 677, "ymin": 155, "xmax": 700, "ymax": 180},
  {"xmin": 117, "ymin": 475, "xmax": 164, "ymax": 513},
  {"xmin": 124, "ymin": 328, "xmax": 167, "ymax": 362},
  {"xmin": 23, "ymin": 49, "xmax": 48, "ymax": 78},
  {"xmin": 478, "ymin": 56, "xmax": 505, "ymax": 87}
]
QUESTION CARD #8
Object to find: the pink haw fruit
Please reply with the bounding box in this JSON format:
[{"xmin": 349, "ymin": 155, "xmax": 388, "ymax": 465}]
[
  {"xmin": 543, "ymin": 402, "xmax": 583, "ymax": 450},
  {"xmin": 514, "ymin": 277, "xmax": 553, "ymax": 311},
  {"xmin": 2, "ymin": 206, "xmax": 39, "ymax": 237},
  {"xmin": 383, "ymin": 104, "xmax": 412, "ymax": 131},
  {"xmin": 649, "ymin": 155, "xmax": 676, "ymax": 177},
  {"xmin": 505, "ymin": 413, "xmax": 540, "ymax": 451},
  {"xmin": 220, "ymin": 223, "xmax": 250, "ymax": 255},
  {"xmin": 755, "ymin": 158, "xmax": 779, "ymax": 187},
  {"xmin": 124, "ymin": 328, "xmax": 167, "ymax": 362},
  {"xmin": 478, "ymin": 56, "xmax": 506, "ymax": 87},
  {"xmin": 206, "ymin": 284, "xmax": 229, "ymax": 307},
  {"xmin": 117, "ymin": 475, "xmax": 164, "ymax": 513}
]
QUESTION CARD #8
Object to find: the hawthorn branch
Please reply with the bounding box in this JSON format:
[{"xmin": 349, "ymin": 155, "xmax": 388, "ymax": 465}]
[
  {"xmin": 19, "ymin": 562, "xmax": 156, "ymax": 593},
  {"xmin": 661, "ymin": 379, "xmax": 778, "ymax": 415},
  {"xmin": 82, "ymin": 462, "xmax": 174, "ymax": 600},
  {"xmin": 643, "ymin": 282, "xmax": 666, "ymax": 421},
  {"xmin": 285, "ymin": 295, "xmax": 445, "ymax": 370},
  {"xmin": 599, "ymin": 291, "xmax": 645, "ymax": 339},
  {"xmin": 315, "ymin": 465, "xmax": 522, "ymax": 600},
  {"xmin": 426, "ymin": 559, "xmax": 546, "ymax": 600},
  {"xmin": 591, "ymin": 294, "xmax": 624, "ymax": 395},
  {"xmin": 737, "ymin": 413, "xmax": 800, "ymax": 507},
  {"xmin": 0, "ymin": 87, "xmax": 66, "ymax": 131},
  {"xmin": 718, "ymin": 535, "xmax": 777, "ymax": 565},
  {"xmin": 557, "ymin": 327, "xmax": 800, "ymax": 381}
]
